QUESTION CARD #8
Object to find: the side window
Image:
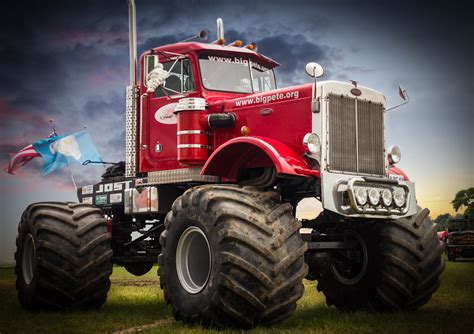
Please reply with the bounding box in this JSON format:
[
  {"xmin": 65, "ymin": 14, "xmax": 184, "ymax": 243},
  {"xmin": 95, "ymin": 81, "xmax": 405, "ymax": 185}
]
[
  {"xmin": 251, "ymin": 69, "xmax": 276, "ymax": 93},
  {"xmin": 153, "ymin": 59, "xmax": 195, "ymax": 98}
]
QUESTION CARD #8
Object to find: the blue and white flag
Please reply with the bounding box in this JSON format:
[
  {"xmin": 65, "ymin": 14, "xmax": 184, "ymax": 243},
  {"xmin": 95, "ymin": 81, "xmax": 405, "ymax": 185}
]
[{"xmin": 32, "ymin": 131, "xmax": 103, "ymax": 175}]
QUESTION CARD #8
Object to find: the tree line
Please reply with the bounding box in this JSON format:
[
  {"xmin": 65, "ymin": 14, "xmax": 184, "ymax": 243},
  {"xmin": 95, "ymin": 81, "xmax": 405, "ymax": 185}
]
[{"xmin": 434, "ymin": 187, "xmax": 473, "ymax": 231}]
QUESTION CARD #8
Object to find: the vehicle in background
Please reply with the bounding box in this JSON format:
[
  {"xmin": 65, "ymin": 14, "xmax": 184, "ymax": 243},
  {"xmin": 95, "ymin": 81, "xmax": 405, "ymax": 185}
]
[{"xmin": 447, "ymin": 218, "xmax": 474, "ymax": 261}]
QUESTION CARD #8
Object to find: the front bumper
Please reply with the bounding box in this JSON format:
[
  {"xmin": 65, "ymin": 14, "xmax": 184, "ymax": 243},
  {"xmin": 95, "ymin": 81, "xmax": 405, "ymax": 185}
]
[{"xmin": 321, "ymin": 171, "xmax": 418, "ymax": 219}]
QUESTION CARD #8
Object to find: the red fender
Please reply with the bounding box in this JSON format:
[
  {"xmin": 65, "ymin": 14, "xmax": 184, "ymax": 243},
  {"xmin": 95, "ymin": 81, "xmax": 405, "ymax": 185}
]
[
  {"xmin": 201, "ymin": 136, "xmax": 320, "ymax": 180},
  {"xmin": 388, "ymin": 165, "xmax": 410, "ymax": 181}
]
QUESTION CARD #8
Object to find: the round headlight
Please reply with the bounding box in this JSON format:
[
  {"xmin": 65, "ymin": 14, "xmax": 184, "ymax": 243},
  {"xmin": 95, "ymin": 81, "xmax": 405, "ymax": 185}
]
[
  {"xmin": 354, "ymin": 187, "xmax": 368, "ymax": 206},
  {"xmin": 381, "ymin": 189, "xmax": 393, "ymax": 206},
  {"xmin": 368, "ymin": 188, "xmax": 380, "ymax": 206},
  {"xmin": 393, "ymin": 188, "xmax": 406, "ymax": 207},
  {"xmin": 303, "ymin": 133, "xmax": 321, "ymax": 155},
  {"xmin": 388, "ymin": 145, "xmax": 401, "ymax": 164}
]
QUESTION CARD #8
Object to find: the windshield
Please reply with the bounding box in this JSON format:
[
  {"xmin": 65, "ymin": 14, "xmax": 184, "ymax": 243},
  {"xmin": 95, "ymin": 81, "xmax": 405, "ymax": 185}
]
[{"xmin": 199, "ymin": 54, "xmax": 276, "ymax": 94}]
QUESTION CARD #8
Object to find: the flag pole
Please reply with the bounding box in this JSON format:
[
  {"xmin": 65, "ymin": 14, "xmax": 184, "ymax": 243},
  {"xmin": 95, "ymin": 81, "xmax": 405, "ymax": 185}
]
[
  {"xmin": 66, "ymin": 164, "xmax": 78, "ymax": 191},
  {"xmin": 49, "ymin": 119, "xmax": 78, "ymax": 192}
]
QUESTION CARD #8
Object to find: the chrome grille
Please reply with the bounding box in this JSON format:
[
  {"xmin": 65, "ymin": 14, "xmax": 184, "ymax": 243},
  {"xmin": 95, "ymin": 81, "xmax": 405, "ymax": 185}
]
[{"xmin": 328, "ymin": 94, "xmax": 385, "ymax": 175}]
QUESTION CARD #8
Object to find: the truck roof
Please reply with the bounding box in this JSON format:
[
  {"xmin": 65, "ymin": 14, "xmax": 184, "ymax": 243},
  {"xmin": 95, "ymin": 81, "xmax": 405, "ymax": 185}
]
[{"xmin": 145, "ymin": 42, "xmax": 280, "ymax": 70}]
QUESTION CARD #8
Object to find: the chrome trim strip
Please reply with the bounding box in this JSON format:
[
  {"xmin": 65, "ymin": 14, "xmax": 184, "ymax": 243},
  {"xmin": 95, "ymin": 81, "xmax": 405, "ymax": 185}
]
[
  {"xmin": 177, "ymin": 144, "xmax": 210, "ymax": 149},
  {"xmin": 355, "ymin": 98, "xmax": 359, "ymax": 172},
  {"xmin": 177, "ymin": 130, "xmax": 209, "ymax": 135},
  {"xmin": 139, "ymin": 93, "xmax": 147, "ymax": 150},
  {"xmin": 175, "ymin": 97, "xmax": 206, "ymax": 111},
  {"xmin": 144, "ymin": 168, "xmax": 220, "ymax": 185}
]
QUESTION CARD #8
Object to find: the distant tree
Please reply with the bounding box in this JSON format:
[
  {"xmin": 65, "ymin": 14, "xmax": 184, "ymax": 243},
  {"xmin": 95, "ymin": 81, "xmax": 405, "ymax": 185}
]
[
  {"xmin": 434, "ymin": 213, "xmax": 452, "ymax": 231},
  {"xmin": 451, "ymin": 187, "xmax": 474, "ymax": 219}
]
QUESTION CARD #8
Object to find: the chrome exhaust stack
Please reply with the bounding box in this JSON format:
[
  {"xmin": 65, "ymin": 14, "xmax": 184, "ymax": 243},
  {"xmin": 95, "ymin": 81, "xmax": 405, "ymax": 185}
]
[
  {"xmin": 125, "ymin": 0, "xmax": 138, "ymax": 177},
  {"xmin": 213, "ymin": 18, "xmax": 225, "ymax": 44},
  {"xmin": 127, "ymin": 0, "xmax": 137, "ymax": 86}
]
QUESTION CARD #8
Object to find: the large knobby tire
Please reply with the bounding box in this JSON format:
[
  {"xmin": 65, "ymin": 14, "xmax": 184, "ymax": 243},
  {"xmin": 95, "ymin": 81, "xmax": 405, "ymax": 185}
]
[
  {"xmin": 15, "ymin": 202, "xmax": 113, "ymax": 310},
  {"xmin": 158, "ymin": 185, "xmax": 308, "ymax": 328},
  {"xmin": 317, "ymin": 207, "xmax": 444, "ymax": 311}
]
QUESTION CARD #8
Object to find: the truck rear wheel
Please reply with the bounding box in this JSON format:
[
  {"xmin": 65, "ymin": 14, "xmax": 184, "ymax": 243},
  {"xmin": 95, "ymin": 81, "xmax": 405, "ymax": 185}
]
[
  {"xmin": 158, "ymin": 185, "xmax": 307, "ymax": 328},
  {"xmin": 15, "ymin": 202, "xmax": 113, "ymax": 310},
  {"xmin": 317, "ymin": 207, "xmax": 444, "ymax": 311}
]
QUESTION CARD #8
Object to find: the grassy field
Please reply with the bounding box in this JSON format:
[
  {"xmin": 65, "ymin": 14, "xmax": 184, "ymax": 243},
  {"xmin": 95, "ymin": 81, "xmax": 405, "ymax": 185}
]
[{"xmin": 1, "ymin": 257, "xmax": 473, "ymax": 334}]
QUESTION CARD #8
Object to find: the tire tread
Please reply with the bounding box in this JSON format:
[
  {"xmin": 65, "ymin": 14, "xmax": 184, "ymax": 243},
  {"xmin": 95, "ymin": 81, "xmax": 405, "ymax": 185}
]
[{"xmin": 15, "ymin": 202, "xmax": 112, "ymax": 310}]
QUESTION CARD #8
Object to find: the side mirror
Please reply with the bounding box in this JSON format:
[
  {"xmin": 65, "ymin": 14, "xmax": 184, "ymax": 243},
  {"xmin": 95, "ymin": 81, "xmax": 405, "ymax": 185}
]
[
  {"xmin": 305, "ymin": 62, "xmax": 324, "ymax": 78},
  {"xmin": 143, "ymin": 55, "xmax": 159, "ymax": 87},
  {"xmin": 385, "ymin": 84, "xmax": 410, "ymax": 112}
]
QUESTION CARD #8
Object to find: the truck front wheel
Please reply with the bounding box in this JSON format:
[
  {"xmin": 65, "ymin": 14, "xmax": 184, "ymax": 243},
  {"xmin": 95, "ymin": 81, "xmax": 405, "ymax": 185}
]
[
  {"xmin": 15, "ymin": 202, "xmax": 113, "ymax": 310},
  {"xmin": 158, "ymin": 185, "xmax": 307, "ymax": 328},
  {"xmin": 317, "ymin": 207, "xmax": 444, "ymax": 311}
]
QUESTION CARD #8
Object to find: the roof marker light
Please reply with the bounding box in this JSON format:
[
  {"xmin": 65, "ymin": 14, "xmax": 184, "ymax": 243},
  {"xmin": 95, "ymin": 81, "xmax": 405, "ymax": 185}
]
[
  {"xmin": 244, "ymin": 42, "xmax": 257, "ymax": 51},
  {"xmin": 228, "ymin": 40, "xmax": 243, "ymax": 47}
]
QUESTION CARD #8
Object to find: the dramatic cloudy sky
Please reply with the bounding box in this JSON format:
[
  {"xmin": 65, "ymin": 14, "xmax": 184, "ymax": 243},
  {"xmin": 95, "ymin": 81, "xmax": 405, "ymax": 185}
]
[{"xmin": 0, "ymin": 0, "xmax": 471, "ymax": 263}]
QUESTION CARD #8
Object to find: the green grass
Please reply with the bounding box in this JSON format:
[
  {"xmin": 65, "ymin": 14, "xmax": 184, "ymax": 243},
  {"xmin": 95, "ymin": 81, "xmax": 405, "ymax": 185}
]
[{"xmin": 1, "ymin": 258, "xmax": 473, "ymax": 334}]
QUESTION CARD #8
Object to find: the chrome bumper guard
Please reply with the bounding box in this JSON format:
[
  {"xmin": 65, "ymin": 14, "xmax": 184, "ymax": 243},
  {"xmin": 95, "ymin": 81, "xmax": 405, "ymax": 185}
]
[{"xmin": 346, "ymin": 177, "xmax": 410, "ymax": 216}]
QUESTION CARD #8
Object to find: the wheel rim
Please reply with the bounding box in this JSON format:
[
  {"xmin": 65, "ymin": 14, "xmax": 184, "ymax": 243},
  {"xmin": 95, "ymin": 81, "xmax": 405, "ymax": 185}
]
[
  {"xmin": 330, "ymin": 230, "xmax": 368, "ymax": 285},
  {"xmin": 176, "ymin": 226, "xmax": 211, "ymax": 294},
  {"xmin": 22, "ymin": 234, "xmax": 36, "ymax": 285}
]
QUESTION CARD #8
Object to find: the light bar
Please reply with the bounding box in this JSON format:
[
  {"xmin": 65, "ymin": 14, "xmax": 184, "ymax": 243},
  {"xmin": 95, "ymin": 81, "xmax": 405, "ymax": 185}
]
[{"xmin": 347, "ymin": 178, "xmax": 410, "ymax": 215}]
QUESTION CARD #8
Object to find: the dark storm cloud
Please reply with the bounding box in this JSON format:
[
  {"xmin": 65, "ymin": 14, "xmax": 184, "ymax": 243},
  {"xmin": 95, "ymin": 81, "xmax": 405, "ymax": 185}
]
[
  {"xmin": 0, "ymin": 0, "xmax": 134, "ymax": 182},
  {"xmin": 1, "ymin": 0, "xmax": 471, "ymax": 182},
  {"xmin": 139, "ymin": 35, "xmax": 184, "ymax": 53},
  {"xmin": 256, "ymin": 33, "xmax": 342, "ymax": 84},
  {"xmin": 0, "ymin": 0, "xmax": 345, "ymax": 183},
  {"xmin": 83, "ymin": 93, "xmax": 124, "ymax": 119}
]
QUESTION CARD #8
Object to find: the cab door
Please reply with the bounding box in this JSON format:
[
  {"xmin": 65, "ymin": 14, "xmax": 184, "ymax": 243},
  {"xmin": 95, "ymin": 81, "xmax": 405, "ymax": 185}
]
[{"xmin": 140, "ymin": 57, "xmax": 196, "ymax": 172}]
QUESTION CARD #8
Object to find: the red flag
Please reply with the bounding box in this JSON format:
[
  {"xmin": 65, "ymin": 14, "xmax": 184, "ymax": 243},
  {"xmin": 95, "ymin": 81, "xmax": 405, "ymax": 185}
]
[{"xmin": 5, "ymin": 144, "xmax": 41, "ymax": 174}]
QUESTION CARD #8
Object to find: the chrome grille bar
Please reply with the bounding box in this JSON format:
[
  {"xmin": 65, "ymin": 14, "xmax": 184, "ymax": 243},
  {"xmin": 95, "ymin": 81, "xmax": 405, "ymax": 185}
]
[
  {"xmin": 357, "ymin": 99, "xmax": 385, "ymax": 175},
  {"xmin": 328, "ymin": 94, "xmax": 384, "ymax": 175}
]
